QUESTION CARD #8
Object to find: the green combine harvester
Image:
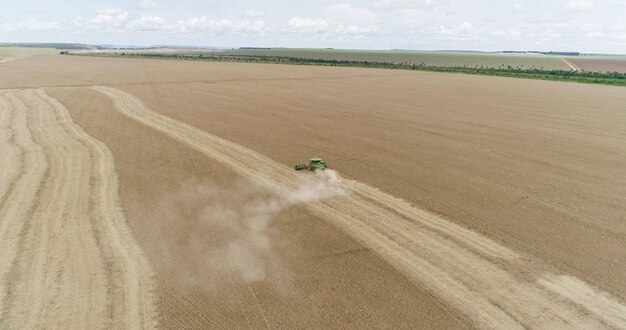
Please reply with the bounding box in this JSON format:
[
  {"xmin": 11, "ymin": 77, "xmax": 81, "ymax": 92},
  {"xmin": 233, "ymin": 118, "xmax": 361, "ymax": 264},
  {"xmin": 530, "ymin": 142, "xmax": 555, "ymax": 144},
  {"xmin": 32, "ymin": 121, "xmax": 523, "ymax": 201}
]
[{"xmin": 294, "ymin": 157, "xmax": 328, "ymax": 171}]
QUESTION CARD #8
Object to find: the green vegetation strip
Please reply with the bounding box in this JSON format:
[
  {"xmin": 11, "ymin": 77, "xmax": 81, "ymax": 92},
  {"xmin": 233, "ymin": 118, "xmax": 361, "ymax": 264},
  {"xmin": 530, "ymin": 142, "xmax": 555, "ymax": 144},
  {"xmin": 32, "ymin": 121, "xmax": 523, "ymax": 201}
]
[{"xmin": 72, "ymin": 52, "xmax": 626, "ymax": 87}]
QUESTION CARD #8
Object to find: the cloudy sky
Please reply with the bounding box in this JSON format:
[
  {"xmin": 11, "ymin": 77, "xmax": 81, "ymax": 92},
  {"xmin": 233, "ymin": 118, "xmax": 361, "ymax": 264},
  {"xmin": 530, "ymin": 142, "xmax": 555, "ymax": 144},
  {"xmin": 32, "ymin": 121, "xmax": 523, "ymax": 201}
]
[{"xmin": 1, "ymin": 0, "xmax": 625, "ymax": 53}]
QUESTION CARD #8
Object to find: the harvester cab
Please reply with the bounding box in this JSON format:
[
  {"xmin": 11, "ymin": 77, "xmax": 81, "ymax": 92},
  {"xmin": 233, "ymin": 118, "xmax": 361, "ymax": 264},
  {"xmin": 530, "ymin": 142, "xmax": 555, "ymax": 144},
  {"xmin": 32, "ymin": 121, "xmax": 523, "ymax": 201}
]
[{"xmin": 294, "ymin": 157, "xmax": 328, "ymax": 171}]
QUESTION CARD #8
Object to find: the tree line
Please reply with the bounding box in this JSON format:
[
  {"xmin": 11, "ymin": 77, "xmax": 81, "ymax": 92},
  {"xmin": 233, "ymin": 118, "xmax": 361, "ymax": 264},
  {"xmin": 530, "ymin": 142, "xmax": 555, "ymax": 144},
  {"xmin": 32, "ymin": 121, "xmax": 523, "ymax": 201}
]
[{"xmin": 62, "ymin": 52, "xmax": 626, "ymax": 87}]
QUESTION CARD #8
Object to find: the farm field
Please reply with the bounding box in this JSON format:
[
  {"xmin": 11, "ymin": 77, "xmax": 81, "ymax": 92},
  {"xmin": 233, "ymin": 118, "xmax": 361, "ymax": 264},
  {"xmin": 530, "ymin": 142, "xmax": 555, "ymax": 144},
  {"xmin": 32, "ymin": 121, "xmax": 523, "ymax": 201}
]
[
  {"xmin": 566, "ymin": 57, "xmax": 626, "ymax": 73},
  {"xmin": 1, "ymin": 53, "xmax": 626, "ymax": 329},
  {"xmin": 89, "ymin": 47, "xmax": 626, "ymax": 76},
  {"xmin": 126, "ymin": 48, "xmax": 574, "ymax": 70},
  {"xmin": 0, "ymin": 47, "xmax": 57, "ymax": 63}
]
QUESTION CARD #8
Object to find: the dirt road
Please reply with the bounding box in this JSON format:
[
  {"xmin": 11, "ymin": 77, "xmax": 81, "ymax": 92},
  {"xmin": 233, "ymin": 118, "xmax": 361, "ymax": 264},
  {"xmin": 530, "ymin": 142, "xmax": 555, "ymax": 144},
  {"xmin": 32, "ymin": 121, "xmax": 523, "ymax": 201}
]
[
  {"xmin": 93, "ymin": 85, "xmax": 626, "ymax": 329},
  {"xmin": 561, "ymin": 58, "xmax": 580, "ymax": 71},
  {"xmin": 0, "ymin": 89, "xmax": 156, "ymax": 329}
]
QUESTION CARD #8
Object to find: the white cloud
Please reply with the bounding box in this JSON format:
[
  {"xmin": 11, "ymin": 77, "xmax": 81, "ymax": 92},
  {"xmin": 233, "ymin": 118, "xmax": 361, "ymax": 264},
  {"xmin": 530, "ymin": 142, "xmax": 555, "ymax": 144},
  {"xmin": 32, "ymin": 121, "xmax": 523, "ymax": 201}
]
[
  {"xmin": 336, "ymin": 24, "xmax": 378, "ymax": 36},
  {"xmin": 373, "ymin": 0, "xmax": 396, "ymax": 9},
  {"xmin": 233, "ymin": 20, "xmax": 266, "ymax": 33},
  {"xmin": 245, "ymin": 10, "xmax": 265, "ymax": 18},
  {"xmin": 580, "ymin": 23, "xmax": 595, "ymax": 32},
  {"xmin": 170, "ymin": 17, "xmax": 266, "ymax": 35},
  {"xmin": 173, "ymin": 17, "xmax": 232, "ymax": 33},
  {"xmin": 459, "ymin": 21, "xmax": 472, "ymax": 30},
  {"xmin": 4, "ymin": 0, "xmax": 625, "ymax": 53},
  {"xmin": 565, "ymin": 0, "xmax": 594, "ymax": 11},
  {"xmin": 139, "ymin": 0, "xmax": 165, "ymax": 10},
  {"xmin": 129, "ymin": 16, "xmax": 167, "ymax": 31},
  {"xmin": 425, "ymin": 21, "xmax": 482, "ymax": 41},
  {"xmin": 91, "ymin": 8, "xmax": 129, "ymax": 26},
  {"xmin": 395, "ymin": 8, "xmax": 424, "ymax": 23},
  {"xmin": 18, "ymin": 19, "xmax": 61, "ymax": 31},
  {"xmin": 71, "ymin": 16, "xmax": 84, "ymax": 26},
  {"xmin": 326, "ymin": 4, "xmax": 377, "ymax": 24},
  {"xmin": 81, "ymin": 9, "xmax": 268, "ymax": 36},
  {"xmin": 287, "ymin": 17, "xmax": 330, "ymax": 33},
  {"xmin": 491, "ymin": 29, "xmax": 522, "ymax": 40},
  {"xmin": 285, "ymin": 15, "xmax": 379, "ymax": 40},
  {"xmin": 394, "ymin": 1, "xmax": 455, "ymax": 24}
]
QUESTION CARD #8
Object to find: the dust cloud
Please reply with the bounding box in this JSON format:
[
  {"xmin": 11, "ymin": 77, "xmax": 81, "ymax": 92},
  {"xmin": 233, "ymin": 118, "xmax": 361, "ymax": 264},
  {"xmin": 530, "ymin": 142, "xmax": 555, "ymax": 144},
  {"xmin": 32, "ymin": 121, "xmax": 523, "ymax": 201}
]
[
  {"xmin": 201, "ymin": 170, "xmax": 345, "ymax": 282},
  {"xmin": 153, "ymin": 170, "xmax": 346, "ymax": 290}
]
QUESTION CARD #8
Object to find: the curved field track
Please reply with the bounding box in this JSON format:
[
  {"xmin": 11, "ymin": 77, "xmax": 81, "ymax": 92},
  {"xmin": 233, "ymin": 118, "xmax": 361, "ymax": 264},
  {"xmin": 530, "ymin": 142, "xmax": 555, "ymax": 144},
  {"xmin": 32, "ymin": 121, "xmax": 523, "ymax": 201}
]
[
  {"xmin": 94, "ymin": 85, "xmax": 626, "ymax": 329},
  {"xmin": 0, "ymin": 89, "xmax": 156, "ymax": 329}
]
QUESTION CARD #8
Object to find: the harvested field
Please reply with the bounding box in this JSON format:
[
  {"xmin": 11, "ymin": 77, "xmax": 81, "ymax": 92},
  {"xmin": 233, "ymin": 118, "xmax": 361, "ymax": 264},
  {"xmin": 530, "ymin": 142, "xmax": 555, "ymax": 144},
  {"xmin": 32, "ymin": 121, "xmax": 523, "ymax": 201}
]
[
  {"xmin": 567, "ymin": 57, "xmax": 626, "ymax": 73},
  {"xmin": 1, "ymin": 54, "xmax": 626, "ymax": 329},
  {"xmin": 154, "ymin": 48, "xmax": 573, "ymax": 70},
  {"xmin": 0, "ymin": 88, "xmax": 156, "ymax": 329},
  {"xmin": 93, "ymin": 85, "xmax": 626, "ymax": 328},
  {"xmin": 47, "ymin": 86, "xmax": 463, "ymax": 329},
  {"xmin": 0, "ymin": 47, "xmax": 57, "ymax": 63},
  {"xmin": 54, "ymin": 48, "xmax": 626, "ymax": 74}
]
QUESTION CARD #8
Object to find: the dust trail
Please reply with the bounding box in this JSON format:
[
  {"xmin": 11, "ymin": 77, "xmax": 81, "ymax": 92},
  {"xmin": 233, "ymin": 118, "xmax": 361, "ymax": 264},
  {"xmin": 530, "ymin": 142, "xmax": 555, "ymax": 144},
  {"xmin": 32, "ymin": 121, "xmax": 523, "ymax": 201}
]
[
  {"xmin": 152, "ymin": 170, "xmax": 345, "ymax": 288},
  {"xmin": 0, "ymin": 89, "xmax": 156, "ymax": 329},
  {"xmin": 203, "ymin": 170, "xmax": 345, "ymax": 282},
  {"xmin": 94, "ymin": 85, "xmax": 626, "ymax": 329}
]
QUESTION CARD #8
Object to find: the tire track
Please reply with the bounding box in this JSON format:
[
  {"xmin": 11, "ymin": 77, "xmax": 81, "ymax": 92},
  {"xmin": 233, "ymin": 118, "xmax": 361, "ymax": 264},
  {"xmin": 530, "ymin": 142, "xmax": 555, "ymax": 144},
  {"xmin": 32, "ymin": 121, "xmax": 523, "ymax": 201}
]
[
  {"xmin": 0, "ymin": 92, "xmax": 48, "ymax": 316},
  {"xmin": 0, "ymin": 89, "xmax": 156, "ymax": 329},
  {"xmin": 93, "ymin": 85, "xmax": 626, "ymax": 329},
  {"xmin": 0, "ymin": 91, "xmax": 21, "ymax": 206},
  {"xmin": 0, "ymin": 90, "xmax": 22, "ymax": 206},
  {"xmin": 6, "ymin": 90, "xmax": 103, "ymax": 328}
]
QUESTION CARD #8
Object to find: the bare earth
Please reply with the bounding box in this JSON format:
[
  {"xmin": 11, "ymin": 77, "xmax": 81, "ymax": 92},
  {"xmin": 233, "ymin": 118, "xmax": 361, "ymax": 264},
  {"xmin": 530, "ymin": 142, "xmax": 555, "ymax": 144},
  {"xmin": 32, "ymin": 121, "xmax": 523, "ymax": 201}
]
[
  {"xmin": 1, "ymin": 54, "xmax": 626, "ymax": 329},
  {"xmin": 567, "ymin": 58, "xmax": 626, "ymax": 73},
  {"xmin": 0, "ymin": 47, "xmax": 58, "ymax": 63}
]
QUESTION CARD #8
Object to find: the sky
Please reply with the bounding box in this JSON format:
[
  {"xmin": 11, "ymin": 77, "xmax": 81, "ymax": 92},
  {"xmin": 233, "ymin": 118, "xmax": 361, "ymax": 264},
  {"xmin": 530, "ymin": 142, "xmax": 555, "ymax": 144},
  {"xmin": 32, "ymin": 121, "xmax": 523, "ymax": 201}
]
[{"xmin": 1, "ymin": 0, "xmax": 625, "ymax": 53}]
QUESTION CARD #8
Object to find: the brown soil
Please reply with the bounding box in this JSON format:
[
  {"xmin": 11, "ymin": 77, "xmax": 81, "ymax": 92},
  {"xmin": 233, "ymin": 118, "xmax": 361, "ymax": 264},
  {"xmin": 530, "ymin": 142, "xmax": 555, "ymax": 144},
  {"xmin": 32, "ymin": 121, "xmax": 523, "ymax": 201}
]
[
  {"xmin": 47, "ymin": 86, "xmax": 465, "ymax": 329},
  {"xmin": 2, "ymin": 54, "xmax": 626, "ymax": 328},
  {"xmin": 102, "ymin": 56, "xmax": 626, "ymax": 298},
  {"xmin": 567, "ymin": 58, "xmax": 626, "ymax": 73}
]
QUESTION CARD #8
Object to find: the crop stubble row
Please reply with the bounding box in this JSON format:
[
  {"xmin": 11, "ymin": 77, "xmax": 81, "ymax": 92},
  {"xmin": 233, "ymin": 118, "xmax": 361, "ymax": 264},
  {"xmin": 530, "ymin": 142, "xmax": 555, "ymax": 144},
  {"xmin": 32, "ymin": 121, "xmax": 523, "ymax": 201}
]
[
  {"xmin": 93, "ymin": 85, "xmax": 626, "ymax": 329},
  {"xmin": 0, "ymin": 89, "xmax": 156, "ymax": 329}
]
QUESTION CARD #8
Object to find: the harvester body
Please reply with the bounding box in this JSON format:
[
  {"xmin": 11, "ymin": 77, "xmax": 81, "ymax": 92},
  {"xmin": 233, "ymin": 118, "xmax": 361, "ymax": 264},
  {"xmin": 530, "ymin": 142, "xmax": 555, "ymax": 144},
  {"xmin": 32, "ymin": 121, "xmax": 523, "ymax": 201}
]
[{"xmin": 295, "ymin": 157, "xmax": 327, "ymax": 171}]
